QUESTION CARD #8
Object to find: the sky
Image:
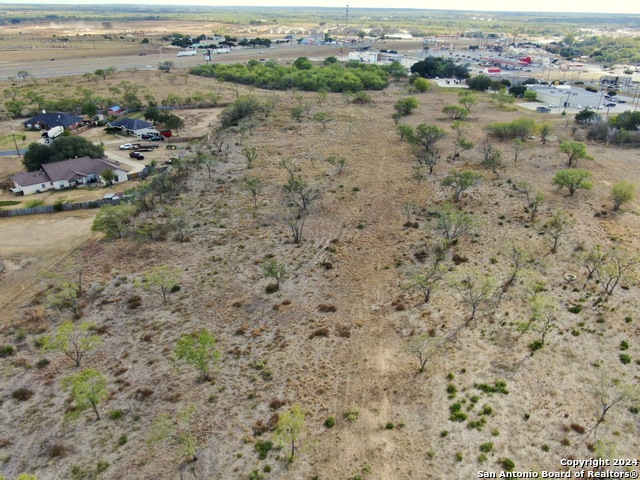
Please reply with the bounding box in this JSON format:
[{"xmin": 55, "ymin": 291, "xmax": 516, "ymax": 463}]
[{"xmin": 1, "ymin": 0, "xmax": 639, "ymax": 14}]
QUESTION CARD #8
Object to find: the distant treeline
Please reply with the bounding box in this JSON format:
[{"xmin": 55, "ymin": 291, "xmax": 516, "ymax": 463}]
[{"xmin": 190, "ymin": 59, "xmax": 390, "ymax": 92}]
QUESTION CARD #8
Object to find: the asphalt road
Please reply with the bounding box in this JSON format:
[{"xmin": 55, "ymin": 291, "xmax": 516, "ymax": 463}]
[{"xmin": 0, "ymin": 149, "xmax": 26, "ymax": 157}]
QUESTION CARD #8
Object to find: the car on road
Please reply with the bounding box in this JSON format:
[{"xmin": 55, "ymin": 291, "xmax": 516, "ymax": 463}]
[
  {"xmin": 548, "ymin": 104, "xmax": 558, "ymax": 108},
  {"xmin": 617, "ymin": 99, "xmax": 626, "ymax": 103},
  {"xmin": 129, "ymin": 152, "xmax": 144, "ymax": 160},
  {"xmin": 604, "ymin": 102, "xmax": 617, "ymax": 107},
  {"xmin": 119, "ymin": 143, "xmax": 134, "ymax": 150}
]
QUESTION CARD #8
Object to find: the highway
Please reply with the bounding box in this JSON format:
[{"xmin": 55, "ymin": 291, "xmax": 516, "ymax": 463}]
[{"xmin": 0, "ymin": 42, "xmax": 366, "ymax": 81}]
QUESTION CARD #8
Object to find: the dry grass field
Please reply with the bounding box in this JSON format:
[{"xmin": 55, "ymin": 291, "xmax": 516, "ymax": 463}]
[{"xmin": 1, "ymin": 36, "xmax": 640, "ymax": 480}]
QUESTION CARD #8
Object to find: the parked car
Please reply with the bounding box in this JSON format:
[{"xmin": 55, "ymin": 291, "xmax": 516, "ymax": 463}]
[
  {"xmin": 548, "ymin": 104, "xmax": 558, "ymax": 108},
  {"xmin": 617, "ymin": 99, "xmax": 626, "ymax": 103},
  {"xmin": 119, "ymin": 143, "xmax": 133, "ymax": 150},
  {"xmin": 129, "ymin": 152, "xmax": 144, "ymax": 160},
  {"xmin": 149, "ymin": 135, "xmax": 163, "ymax": 141}
]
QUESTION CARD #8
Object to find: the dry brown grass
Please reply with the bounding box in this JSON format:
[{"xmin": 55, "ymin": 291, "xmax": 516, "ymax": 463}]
[{"xmin": 0, "ymin": 59, "xmax": 639, "ymax": 480}]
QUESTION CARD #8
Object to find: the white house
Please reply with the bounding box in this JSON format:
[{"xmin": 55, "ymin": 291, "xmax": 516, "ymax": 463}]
[{"xmin": 11, "ymin": 157, "xmax": 129, "ymax": 196}]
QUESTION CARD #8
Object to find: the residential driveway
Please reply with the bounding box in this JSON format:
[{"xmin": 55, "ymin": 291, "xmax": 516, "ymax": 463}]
[{"xmin": 104, "ymin": 150, "xmax": 145, "ymax": 174}]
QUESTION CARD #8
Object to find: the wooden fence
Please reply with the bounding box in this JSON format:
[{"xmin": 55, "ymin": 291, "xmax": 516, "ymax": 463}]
[{"xmin": 0, "ymin": 199, "xmax": 107, "ymax": 218}]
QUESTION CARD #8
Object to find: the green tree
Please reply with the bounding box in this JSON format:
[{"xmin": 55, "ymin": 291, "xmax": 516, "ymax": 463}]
[
  {"xmin": 479, "ymin": 142, "xmax": 503, "ymax": 177},
  {"xmin": 492, "ymin": 89, "xmax": 515, "ymax": 107},
  {"xmin": 262, "ymin": 258, "xmax": 286, "ymax": 290},
  {"xmin": 411, "ymin": 124, "xmax": 447, "ymax": 152},
  {"xmin": 412, "ymin": 77, "xmax": 430, "ymax": 92},
  {"xmin": 405, "ymin": 333, "xmax": 441, "ymax": 372},
  {"xmin": 100, "ymin": 169, "xmax": 117, "ymax": 186},
  {"xmin": 411, "ymin": 262, "xmax": 447, "ymax": 303},
  {"xmin": 396, "ymin": 124, "xmax": 413, "ymax": 142},
  {"xmin": 589, "ymin": 373, "xmax": 640, "ymax": 427},
  {"xmin": 559, "ymin": 140, "xmax": 593, "ymax": 167},
  {"xmin": 273, "ymin": 404, "xmax": 307, "ymax": 462},
  {"xmin": 92, "ymin": 204, "xmax": 136, "ymax": 239},
  {"xmin": 385, "ymin": 61, "xmax": 408, "ymax": 82},
  {"xmin": 414, "ymin": 150, "xmax": 438, "ymax": 175},
  {"xmin": 458, "ymin": 92, "xmax": 478, "ymax": 111},
  {"xmin": 442, "ymin": 104, "xmax": 469, "ymax": 120},
  {"xmin": 432, "ymin": 202, "xmax": 476, "ymax": 244},
  {"xmin": 326, "ymin": 155, "xmax": 347, "ymax": 174},
  {"xmin": 552, "ymin": 169, "xmax": 593, "ymax": 196},
  {"xmin": 447, "ymin": 267, "xmax": 496, "ymax": 323},
  {"xmin": 44, "ymin": 321, "xmax": 102, "ymax": 368},
  {"xmin": 174, "ymin": 330, "xmax": 220, "ymax": 381},
  {"xmin": 394, "ymin": 97, "xmax": 419, "ymax": 116},
  {"xmin": 163, "ymin": 113, "xmax": 184, "ymax": 132},
  {"xmin": 241, "ymin": 145, "xmax": 258, "ymax": 169},
  {"xmin": 62, "ymin": 368, "xmax": 109, "ymax": 421},
  {"xmin": 312, "ymin": 112, "xmax": 333, "ymax": 129},
  {"xmin": 441, "ymin": 169, "xmax": 482, "ymax": 203},
  {"xmin": 245, "ymin": 177, "xmax": 263, "ymax": 208},
  {"xmin": 451, "ymin": 137, "xmax": 474, "ymax": 161},
  {"xmin": 594, "ymin": 249, "xmax": 640, "ymax": 297},
  {"xmin": 158, "ymin": 61, "xmax": 175, "ymax": 72},
  {"xmin": 46, "ymin": 277, "xmax": 82, "ymax": 319},
  {"xmin": 292, "ymin": 57, "xmax": 313, "ymax": 70},
  {"xmin": 611, "ymin": 180, "xmax": 636, "ymax": 211},
  {"xmin": 149, "ymin": 405, "xmax": 200, "ymax": 472},
  {"xmin": 523, "ymin": 90, "xmax": 537, "ymax": 101},
  {"xmin": 140, "ymin": 265, "xmax": 181, "ymax": 304},
  {"xmin": 23, "ymin": 136, "xmax": 105, "ymax": 171},
  {"xmin": 466, "ymin": 75, "xmax": 492, "ymax": 92},
  {"xmin": 544, "ymin": 210, "xmax": 571, "ymax": 253}
]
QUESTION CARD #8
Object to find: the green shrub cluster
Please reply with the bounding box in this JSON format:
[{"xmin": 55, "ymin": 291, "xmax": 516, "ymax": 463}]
[{"xmin": 190, "ymin": 60, "xmax": 389, "ymax": 93}]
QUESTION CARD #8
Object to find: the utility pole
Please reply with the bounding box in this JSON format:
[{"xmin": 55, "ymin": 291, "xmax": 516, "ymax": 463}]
[{"xmin": 10, "ymin": 126, "xmax": 20, "ymax": 157}]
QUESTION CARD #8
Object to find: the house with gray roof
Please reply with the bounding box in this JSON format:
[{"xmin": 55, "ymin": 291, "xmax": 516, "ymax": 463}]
[
  {"xmin": 23, "ymin": 112, "xmax": 85, "ymax": 131},
  {"xmin": 11, "ymin": 157, "xmax": 130, "ymax": 196},
  {"xmin": 105, "ymin": 118, "xmax": 158, "ymax": 138}
]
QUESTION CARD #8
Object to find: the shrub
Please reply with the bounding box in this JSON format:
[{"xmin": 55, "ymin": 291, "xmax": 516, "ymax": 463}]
[
  {"xmin": 117, "ymin": 434, "xmax": 128, "ymax": 446},
  {"xmin": 352, "ymin": 91, "xmax": 372, "ymax": 104},
  {"xmin": 570, "ymin": 423, "xmax": 585, "ymax": 434},
  {"xmin": 309, "ymin": 327, "xmax": 330, "ymax": 338},
  {"xmin": 0, "ymin": 345, "xmax": 15, "ymax": 357},
  {"xmin": 440, "ymin": 430, "xmax": 449, "ymax": 437},
  {"xmin": 447, "ymin": 384, "xmax": 457, "ymax": 398},
  {"xmin": 126, "ymin": 295, "xmax": 142, "ymax": 309},
  {"xmin": 474, "ymin": 380, "xmax": 509, "ymax": 395},
  {"xmin": 501, "ymin": 458, "xmax": 516, "ymax": 471},
  {"xmin": 37, "ymin": 358, "xmax": 50, "ymax": 369},
  {"xmin": 620, "ymin": 354, "xmax": 632, "ymax": 364},
  {"xmin": 455, "ymin": 452, "xmax": 463, "ymax": 462},
  {"xmin": 324, "ymin": 417, "xmax": 336, "ymax": 428},
  {"xmin": 317, "ymin": 304, "xmax": 337, "ymax": 312},
  {"xmin": 344, "ymin": 410, "xmax": 359, "ymax": 422},
  {"xmin": 12, "ymin": 388, "xmax": 34, "ymax": 401},
  {"xmin": 48, "ymin": 443, "xmax": 68, "ymax": 458},
  {"xmin": 620, "ymin": 341, "xmax": 629, "ymax": 351},
  {"xmin": 108, "ymin": 410, "xmax": 124, "ymax": 420},
  {"xmin": 479, "ymin": 442, "xmax": 493, "ymax": 452},
  {"xmin": 385, "ymin": 422, "xmax": 394, "ymax": 429},
  {"xmin": 255, "ymin": 439, "xmax": 273, "ymax": 460}
]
